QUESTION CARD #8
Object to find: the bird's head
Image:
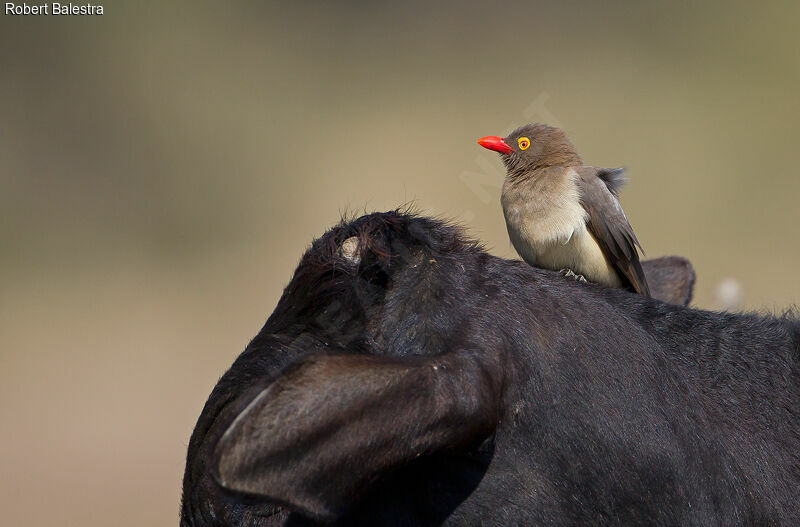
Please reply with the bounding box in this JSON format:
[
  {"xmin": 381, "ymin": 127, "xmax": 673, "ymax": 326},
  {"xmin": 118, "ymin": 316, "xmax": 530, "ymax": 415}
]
[{"xmin": 477, "ymin": 123, "xmax": 581, "ymax": 176}]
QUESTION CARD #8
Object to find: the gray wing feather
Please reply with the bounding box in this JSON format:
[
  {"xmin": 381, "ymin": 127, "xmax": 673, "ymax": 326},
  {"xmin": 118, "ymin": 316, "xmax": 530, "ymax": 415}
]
[
  {"xmin": 577, "ymin": 167, "xmax": 650, "ymax": 296},
  {"xmin": 595, "ymin": 167, "xmax": 628, "ymax": 197}
]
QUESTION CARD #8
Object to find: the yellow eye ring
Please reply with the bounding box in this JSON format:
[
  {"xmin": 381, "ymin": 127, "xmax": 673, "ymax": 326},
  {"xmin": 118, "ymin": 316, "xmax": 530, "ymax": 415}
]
[{"xmin": 517, "ymin": 137, "xmax": 530, "ymax": 150}]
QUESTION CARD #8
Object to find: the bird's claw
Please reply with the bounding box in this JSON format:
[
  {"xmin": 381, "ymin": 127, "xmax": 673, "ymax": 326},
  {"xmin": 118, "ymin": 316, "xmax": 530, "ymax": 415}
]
[{"xmin": 559, "ymin": 268, "xmax": 588, "ymax": 284}]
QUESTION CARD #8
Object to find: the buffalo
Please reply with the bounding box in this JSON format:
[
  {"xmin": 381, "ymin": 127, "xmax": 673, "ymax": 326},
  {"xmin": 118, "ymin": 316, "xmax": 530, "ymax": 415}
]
[{"xmin": 181, "ymin": 210, "xmax": 800, "ymax": 526}]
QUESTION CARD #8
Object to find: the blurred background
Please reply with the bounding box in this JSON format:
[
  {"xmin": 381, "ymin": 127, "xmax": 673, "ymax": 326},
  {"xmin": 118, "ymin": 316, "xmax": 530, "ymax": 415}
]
[{"xmin": 2, "ymin": 1, "xmax": 799, "ymax": 525}]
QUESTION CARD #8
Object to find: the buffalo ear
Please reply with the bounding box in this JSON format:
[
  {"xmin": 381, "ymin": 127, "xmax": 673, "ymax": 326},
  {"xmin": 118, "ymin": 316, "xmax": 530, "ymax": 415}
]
[
  {"xmin": 641, "ymin": 256, "xmax": 696, "ymax": 306},
  {"xmin": 213, "ymin": 352, "xmax": 502, "ymax": 521}
]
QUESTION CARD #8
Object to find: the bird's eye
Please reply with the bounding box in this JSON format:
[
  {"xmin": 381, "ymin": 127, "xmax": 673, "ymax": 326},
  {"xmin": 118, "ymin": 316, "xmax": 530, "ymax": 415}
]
[{"xmin": 517, "ymin": 137, "xmax": 530, "ymax": 150}]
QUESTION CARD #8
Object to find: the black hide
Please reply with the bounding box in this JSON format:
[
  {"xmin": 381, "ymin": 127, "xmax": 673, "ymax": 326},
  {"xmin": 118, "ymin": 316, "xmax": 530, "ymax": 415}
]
[{"xmin": 181, "ymin": 211, "xmax": 800, "ymax": 526}]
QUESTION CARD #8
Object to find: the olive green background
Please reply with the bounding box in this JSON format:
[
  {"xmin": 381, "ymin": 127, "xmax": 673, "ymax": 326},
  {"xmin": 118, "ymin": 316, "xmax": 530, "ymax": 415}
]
[{"xmin": 1, "ymin": 1, "xmax": 799, "ymax": 525}]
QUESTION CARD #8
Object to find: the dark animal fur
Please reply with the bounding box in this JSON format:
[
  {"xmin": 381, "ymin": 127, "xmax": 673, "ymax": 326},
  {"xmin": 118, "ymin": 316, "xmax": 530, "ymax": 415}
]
[
  {"xmin": 641, "ymin": 256, "xmax": 695, "ymax": 306},
  {"xmin": 181, "ymin": 210, "xmax": 800, "ymax": 526}
]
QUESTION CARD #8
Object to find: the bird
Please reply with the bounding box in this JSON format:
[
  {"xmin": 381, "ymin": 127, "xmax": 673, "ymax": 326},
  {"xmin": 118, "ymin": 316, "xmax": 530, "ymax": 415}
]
[{"xmin": 477, "ymin": 123, "xmax": 650, "ymax": 296}]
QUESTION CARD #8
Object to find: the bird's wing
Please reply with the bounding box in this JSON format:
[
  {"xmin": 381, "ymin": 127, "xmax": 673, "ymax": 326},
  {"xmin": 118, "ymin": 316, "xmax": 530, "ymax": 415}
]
[
  {"xmin": 577, "ymin": 166, "xmax": 650, "ymax": 296},
  {"xmin": 595, "ymin": 166, "xmax": 627, "ymax": 196}
]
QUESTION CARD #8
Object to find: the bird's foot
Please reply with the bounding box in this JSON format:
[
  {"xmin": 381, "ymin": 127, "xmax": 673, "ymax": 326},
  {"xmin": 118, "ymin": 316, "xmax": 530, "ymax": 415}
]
[{"xmin": 559, "ymin": 268, "xmax": 588, "ymax": 283}]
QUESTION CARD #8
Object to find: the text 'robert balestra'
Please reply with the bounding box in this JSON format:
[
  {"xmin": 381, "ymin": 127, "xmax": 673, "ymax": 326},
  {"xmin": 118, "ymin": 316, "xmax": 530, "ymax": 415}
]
[{"xmin": 5, "ymin": 3, "xmax": 104, "ymax": 15}]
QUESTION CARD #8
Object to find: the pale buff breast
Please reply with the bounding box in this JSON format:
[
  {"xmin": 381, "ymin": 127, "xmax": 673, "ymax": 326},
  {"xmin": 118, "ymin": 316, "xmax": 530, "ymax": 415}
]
[{"xmin": 501, "ymin": 167, "xmax": 622, "ymax": 287}]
